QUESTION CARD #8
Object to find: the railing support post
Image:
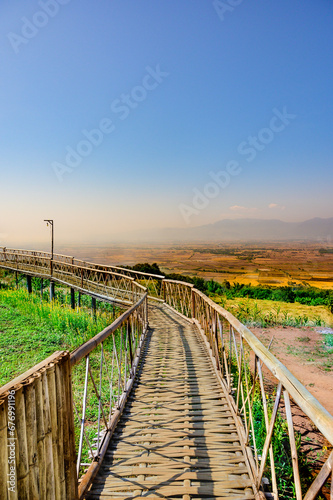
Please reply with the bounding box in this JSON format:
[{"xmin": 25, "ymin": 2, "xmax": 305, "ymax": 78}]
[
  {"xmin": 191, "ymin": 289, "xmax": 195, "ymax": 319},
  {"xmin": 70, "ymin": 288, "xmax": 75, "ymax": 309},
  {"xmin": 50, "ymin": 281, "xmax": 55, "ymax": 301},
  {"xmin": 15, "ymin": 271, "xmax": 18, "ymax": 289},
  {"xmin": 92, "ymin": 297, "xmax": 96, "ymax": 317},
  {"xmin": 162, "ymin": 280, "xmax": 166, "ymax": 302},
  {"xmin": 26, "ymin": 275, "xmax": 32, "ymax": 294}
]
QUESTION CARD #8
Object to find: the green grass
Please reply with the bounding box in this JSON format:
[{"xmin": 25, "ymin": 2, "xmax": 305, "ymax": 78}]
[
  {"xmin": 0, "ymin": 280, "xmax": 130, "ymax": 471},
  {"xmin": 325, "ymin": 334, "xmax": 333, "ymax": 348},
  {"xmin": 0, "ymin": 287, "xmax": 119, "ymax": 386}
]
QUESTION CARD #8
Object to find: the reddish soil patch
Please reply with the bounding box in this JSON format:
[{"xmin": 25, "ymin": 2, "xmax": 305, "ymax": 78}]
[{"xmin": 251, "ymin": 326, "xmax": 333, "ymax": 415}]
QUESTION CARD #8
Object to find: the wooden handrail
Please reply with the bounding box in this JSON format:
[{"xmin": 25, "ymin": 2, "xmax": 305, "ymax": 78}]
[
  {"xmin": 192, "ymin": 288, "xmax": 333, "ymax": 444},
  {"xmin": 70, "ymin": 293, "xmax": 147, "ymax": 366},
  {"xmin": 1, "ymin": 247, "xmax": 165, "ymax": 280},
  {"xmin": 163, "ymin": 278, "xmax": 194, "ymax": 287}
]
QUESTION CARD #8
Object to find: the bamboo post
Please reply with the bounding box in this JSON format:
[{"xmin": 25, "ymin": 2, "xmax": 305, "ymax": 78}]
[
  {"xmin": 304, "ymin": 451, "xmax": 333, "ymax": 500},
  {"xmin": 47, "ymin": 366, "xmax": 61, "ymax": 499},
  {"xmin": 26, "ymin": 275, "xmax": 32, "ymax": 294},
  {"xmin": 191, "ymin": 289, "xmax": 195, "ymax": 319},
  {"xmin": 55, "ymin": 362, "xmax": 67, "ymax": 499},
  {"xmin": 50, "ymin": 281, "xmax": 55, "ymax": 301},
  {"xmin": 257, "ymin": 382, "xmax": 283, "ymax": 487},
  {"xmin": 70, "ymin": 288, "xmax": 75, "ymax": 309},
  {"xmin": 284, "ymin": 391, "xmax": 302, "ymax": 500},
  {"xmin": 62, "ymin": 355, "xmax": 78, "ymax": 499},
  {"xmin": 24, "ymin": 382, "xmax": 39, "ymax": 498},
  {"xmin": 0, "ymin": 400, "xmax": 8, "ymax": 500},
  {"xmin": 92, "ymin": 297, "xmax": 97, "ymax": 317},
  {"xmin": 35, "ymin": 373, "xmax": 46, "ymax": 499},
  {"xmin": 14, "ymin": 387, "xmax": 29, "ymax": 498},
  {"xmin": 41, "ymin": 368, "xmax": 56, "ymax": 498}
]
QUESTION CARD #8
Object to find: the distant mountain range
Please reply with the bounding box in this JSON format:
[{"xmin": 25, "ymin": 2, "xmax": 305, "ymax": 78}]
[{"xmin": 115, "ymin": 217, "xmax": 333, "ymax": 243}]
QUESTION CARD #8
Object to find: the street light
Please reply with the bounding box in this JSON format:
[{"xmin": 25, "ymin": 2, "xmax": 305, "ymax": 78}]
[{"xmin": 44, "ymin": 219, "xmax": 54, "ymax": 260}]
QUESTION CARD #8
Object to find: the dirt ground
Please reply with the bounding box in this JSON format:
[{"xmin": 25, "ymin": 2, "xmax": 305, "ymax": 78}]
[{"xmin": 251, "ymin": 325, "xmax": 333, "ymax": 415}]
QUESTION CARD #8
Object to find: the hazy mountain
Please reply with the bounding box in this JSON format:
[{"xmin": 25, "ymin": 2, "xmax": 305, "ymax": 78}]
[{"xmin": 114, "ymin": 217, "xmax": 333, "ymax": 243}]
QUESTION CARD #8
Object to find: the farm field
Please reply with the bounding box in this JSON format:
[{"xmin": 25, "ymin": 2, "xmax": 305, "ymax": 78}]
[
  {"xmin": 215, "ymin": 296, "xmax": 333, "ymax": 328},
  {"xmin": 59, "ymin": 241, "xmax": 333, "ymax": 289}
]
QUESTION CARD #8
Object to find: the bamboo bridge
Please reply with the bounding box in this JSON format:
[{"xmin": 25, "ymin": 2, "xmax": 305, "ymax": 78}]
[{"xmin": 0, "ymin": 247, "xmax": 332, "ymax": 499}]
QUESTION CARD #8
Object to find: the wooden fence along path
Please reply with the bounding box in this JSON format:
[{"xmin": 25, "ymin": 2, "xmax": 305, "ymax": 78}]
[
  {"xmin": 86, "ymin": 305, "xmax": 256, "ymax": 499},
  {"xmin": 0, "ymin": 247, "xmax": 333, "ymax": 500}
]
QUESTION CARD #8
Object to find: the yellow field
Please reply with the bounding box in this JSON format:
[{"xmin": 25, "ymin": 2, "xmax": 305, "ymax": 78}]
[
  {"xmin": 60, "ymin": 242, "xmax": 333, "ymax": 290},
  {"xmin": 212, "ymin": 296, "xmax": 333, "ymax": 327}
]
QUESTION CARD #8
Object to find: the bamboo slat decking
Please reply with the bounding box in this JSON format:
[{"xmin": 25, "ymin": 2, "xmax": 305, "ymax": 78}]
[{"xmin": 85, "ymin": 305, "xmax": 256, "ymax": 499}]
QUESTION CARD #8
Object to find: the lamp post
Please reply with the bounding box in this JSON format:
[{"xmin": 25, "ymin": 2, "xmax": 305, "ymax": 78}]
[{"xmin": 44, "ymin": 219, "xmax": 54, "ymax": 260}]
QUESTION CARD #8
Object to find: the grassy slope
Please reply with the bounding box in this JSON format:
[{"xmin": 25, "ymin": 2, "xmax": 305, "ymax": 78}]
[{"xmin": 0, "ymin": 288, "xmax": 117, "ymax": 386}]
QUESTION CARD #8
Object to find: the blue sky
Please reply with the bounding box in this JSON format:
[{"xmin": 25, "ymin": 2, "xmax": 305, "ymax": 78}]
[{"xmin": 0, "ymin": 0, "xmax": 332, "ymax": 246}]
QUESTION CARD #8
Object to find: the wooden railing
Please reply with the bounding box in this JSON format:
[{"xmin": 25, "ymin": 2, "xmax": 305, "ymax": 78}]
[
  {"xmin": 71, "ymin": 292, "xmax": 148, "ymax": 499},
  {"xmin": 0, "ymin": 247, "xmax": 164, "ymax": 301},
  {"xmin": 0, "ymin": 352, "xmax": 78, "ymax": 499},
  {"xmin": 164, "ymin": 279, "xmax": 333, "ymax": 499},
  {"xmin": 0, "ymin": 291, "xmax": 148, "ymax": 500},
  {"xmin": 0, "ymin": 248, "xmax": 147, "ymax": 305}
]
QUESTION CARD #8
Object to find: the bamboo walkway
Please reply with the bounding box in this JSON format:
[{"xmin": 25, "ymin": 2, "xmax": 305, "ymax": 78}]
[{"xmin": 85, "ymin": 305, "xmax": 256, "ymax": 499}]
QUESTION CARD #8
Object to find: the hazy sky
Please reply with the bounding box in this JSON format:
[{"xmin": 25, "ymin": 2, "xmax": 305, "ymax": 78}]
[{"xmin": 0, "ymin": 0, "xmax": 332, "ymax": 247}]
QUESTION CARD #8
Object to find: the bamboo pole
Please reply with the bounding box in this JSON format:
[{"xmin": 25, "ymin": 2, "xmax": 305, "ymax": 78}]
[
  {"xmin": 62, "ymin": 355, "xmax": 78, "ymax": 499},
  {"xmin": 24, "ymin": 381, "xmax": 39, "ymax": 498},
  {"xmin": 41, "ymin": 369, "xmax": 56, "ymax": 498},
  {"xmin": 9, "ymin": 390, "xmax": 18, "ymax": 500},
  {"xmin": 15, "ymin": 386, "xmax": 29, "ymax": 498},
  {"xmin": 284, "ymin": 390, "xmax": 302, "ymax": 500},
  {"xmin": 257, "ymin": 382, "xmax": 282, "ymax": 488},
  {"xmin": 55, "ymin": 362, "xmax": 66, "ymax": 499},
  {"xmin": 47, "ymin": 365, "xmax": 61, "ymax": 499},
  {"xmin": 0, "ymin": 400, "xmax": 8, "ymax": 500},
  {"xmin": 35, "ymin": 373, "xmax": 46, "ymax": 499},
  {"xmin": 257, "ymin": 360, "xmax": 277, "ymax": 491},
  {"xmin": 304, "ymin": 451, "xmax": 333, "ymax": 500}
]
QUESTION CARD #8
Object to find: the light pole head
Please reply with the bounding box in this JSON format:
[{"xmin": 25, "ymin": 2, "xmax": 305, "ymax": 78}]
[{"xmin": 43, "ymin": 220, "xmax": 54, "ymax": 259}]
